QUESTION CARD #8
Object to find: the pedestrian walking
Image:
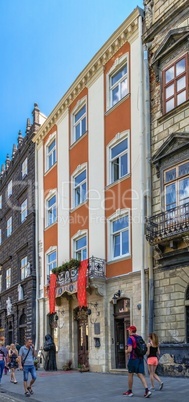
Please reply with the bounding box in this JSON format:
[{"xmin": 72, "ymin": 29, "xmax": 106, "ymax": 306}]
[
  {"xmin": 18, "ymin": 338, "xmax": 37, "ymax": 397},
  {"xmin": 147, "ymin": 333, "xmax": 163, "ymax": 391},
  {"xmin": 0, "ymin": 344, "xmax": 6, "ymax": 384},
  {"xmin": 0, "ymin": 341, "xmax": 9, "ymax": 375},
  {"xmin": 8, "ymin": 343, "xmax": 18, "ymax": 383},
  {"xmin": 123, "ymin": 325, "xmax": 151, "ymax": 398}
]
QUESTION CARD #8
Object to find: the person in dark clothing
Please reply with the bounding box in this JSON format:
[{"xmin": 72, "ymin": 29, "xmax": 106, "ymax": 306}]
[
  {"xmin": 43, "ymin": 334, "xmax": 57, "ymax": 371},
  {"xmin": 147, "ymin": 333, "xmax": 163, "ymax": 391}
]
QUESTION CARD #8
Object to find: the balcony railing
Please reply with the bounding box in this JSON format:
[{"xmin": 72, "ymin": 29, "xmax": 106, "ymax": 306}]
[
  {"xmin": 146, "ymin": 202, "xmax": 189, "ymax": 245},
  {"xmin": 57, "ymin": 256, "xmax": 106, "ymax": 286}
]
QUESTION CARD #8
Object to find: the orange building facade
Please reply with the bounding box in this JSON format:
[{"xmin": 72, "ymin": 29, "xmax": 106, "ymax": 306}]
[{"xmin": 33, "ymin": 7, "xmax": 149, "ymax": 372}]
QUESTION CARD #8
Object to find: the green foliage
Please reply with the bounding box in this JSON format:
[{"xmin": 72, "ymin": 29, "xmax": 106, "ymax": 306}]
[{"xmin": 51, "ymin": 259, "xmax": 80, "ymax": 275}]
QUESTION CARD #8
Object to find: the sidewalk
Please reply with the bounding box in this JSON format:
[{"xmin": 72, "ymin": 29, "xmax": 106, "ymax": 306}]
[{"xmin": 0, "ymin": 368, "xmax": 188, "ymax": 402}]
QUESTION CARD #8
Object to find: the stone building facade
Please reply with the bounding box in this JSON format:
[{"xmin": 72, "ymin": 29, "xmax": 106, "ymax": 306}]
[
  {"xmin": 144, "ymin": 0, "xmax": 189, "ymax": 376},
  {"xmin": 0, "ymin": 104, "xmax": 45, "ymax": 345}
]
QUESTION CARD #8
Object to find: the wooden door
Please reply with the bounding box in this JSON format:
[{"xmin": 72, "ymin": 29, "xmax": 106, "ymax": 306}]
[{"xmin": 78, "ymin": 319, "xmax": 88, "ymax": 366}]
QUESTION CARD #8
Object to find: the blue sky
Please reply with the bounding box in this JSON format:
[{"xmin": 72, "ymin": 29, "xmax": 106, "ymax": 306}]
[{"xmin": 0, "ymin": 0, "xmax": 143, "ymax": 166}]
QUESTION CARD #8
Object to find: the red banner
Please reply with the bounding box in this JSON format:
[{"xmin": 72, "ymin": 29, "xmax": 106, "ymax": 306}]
[
  {"xmin": 49, "ymin": 273, "xmax": 57, "ymax": 314},
  {"xmin": 77, "ymin": 259, "xmax": 88, "ymax": 308}
]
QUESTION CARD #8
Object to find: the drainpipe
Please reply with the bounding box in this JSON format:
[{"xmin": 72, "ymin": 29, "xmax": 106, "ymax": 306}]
[
  {"xmin": 143, "ymin": 43, "xmax": 154, "ymax": 334},
  {"xmin": 34, "ymin": 144, "xmax": 39, "ymax": 350},
  {"xmin": 138, "ymin": 13, "xmax": 146, "ymax": 340}
]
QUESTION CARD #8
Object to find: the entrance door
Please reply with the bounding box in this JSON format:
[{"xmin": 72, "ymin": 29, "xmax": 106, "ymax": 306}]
[
  {"xmin": 115, "ymin": 319, "xmax": 125, "ymax": 368},
  {"xmin": 114, "ymin": 298, "xmax": 130, "ymax": 369},
  {"xmin": 78, "ymin": 319, "xmax": 88, "ymax": 366}
]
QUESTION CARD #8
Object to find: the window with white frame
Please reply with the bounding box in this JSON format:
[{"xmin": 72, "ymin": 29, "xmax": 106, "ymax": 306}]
[
  {"xmin": 111, "ymin": 215, "xmax": 129, "ymax": 259},
  {"xmin": 110, "ymin": 138, "xmax": 129, "ymax": 183},
  {"xmin": 46, "ymin": 138, "xmax": 56, "ymax": 170},
  {"xmin": 7, "ymin": 216, "xmax": 12, "ymax": 237},
  {"xmin": 46, "ymin": 194, "xmax": 57, "ymax": 226},
  {"xmin": 6, "ymin": 268, "xmax": 11, "ymax": 289},
  {"xmin": 0, "ymin": 195, "xmax": 2, "ymax": 209},
  {"xmin": 163, "ymin": 54, "xmax": 188, "ymax": 114},
  {"xmin": 109, "ymin": 62, "xmax": 128, "ymax": 108},
  {"xmin": 47, "ymin": 250, "xmax": 57, "ymax": 276},
  {"xmin": 0, "ymin": 229, "xmax": 1, "ymax": 245},
  {"xmin": 21, "ymin": 199, "xmax": 27, "ymax": 223},
  {"xmin": 7, "ymin": 180, "xmax": 12, "ymax": 198},
  {"xmin": 20, "ymin": 256, "xmax": 28, "ymax": 280},
  {"xmin": 74, "ymin": 235, "xmax": 87, "ymax": 261},
  {"xmin": 74, "ymin": 169, "xmax": 87, "ymax": 207},
  {"xmin": 73, "ymin": 104, "xmax": 86, "ymax": 142},
  {"xmin": 22, "ymin": 158, "xmax": 28, "ymax": 178},
  {"xmin": 164, "ymin": 161, "xmax": 189, "ymax": 211}
]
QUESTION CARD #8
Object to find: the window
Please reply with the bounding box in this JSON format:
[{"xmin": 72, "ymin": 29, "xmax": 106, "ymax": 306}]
[
  {"xmin": 47, "ymin": 250, "xmax": 57, "ymax": 275},
  {"xmin": 109, "ymin": 63, "xmax": 127, "ymax": 108},
  {"xmin": 74, "ymin": 235, "xmax": 87, "ymax": 261},
  {"xmin": 111, "ymin": 215, "xmax": 129, "ymax": 259},
  {"xmin": 74, "ymin": 170, "xmax": 87, "ymax": 207},
  {"xmin": 22, "ymin": 158, "xmax": 28, "ymax": 178},
  {"xmin": 46, "ymin": 139, "xmax": 56, "ymax": 170},
  {"xmin": 46, "ymin": 194, "xmax": 57, "ymax": 226},
  {"xmin": 110, "ymin": 138, "xmax": 128, "ymax": 183},
  {"xmin": 0, "ymin": 195, "xmax": 2, "ymax": 209},
  {"xmin": 7, "ymin": 180, "xmax": 12, "ymax": 198},
  {"xmin": 6, "ymin": 268, "xmax": 11, "ymax": 289},
  {"xmin": 21, "ymin": 199, "xmax": 27, "ymax": 223},
  {"xmin": 0, "ymin": 275, "xmax": 2, "ymax": 293},
  {"xmin": 7, "ymin": 216, "xmax": 12, "ymax": 237},
  {"xmin": 73, "ymin": 104, "xmax": 86, "ymax": 141},
  {"xmin": 164, "ymin": 161, "xmax": 189, "ymax": 210},
  {"xmin": 20, "ymin": 256, "xmax": 29, "ymax": 280},
  {"xmin": 0, "ymin": 229, "xmax": 1, "ymax": 245},
  {"xmin": 163, "ymin": 55, "xmax": 188, "ymax": 113}
]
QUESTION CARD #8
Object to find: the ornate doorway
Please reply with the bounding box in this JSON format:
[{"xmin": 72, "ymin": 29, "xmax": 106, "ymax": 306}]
[
  {"xmin": 18, "ymin": 311, "xmax": 26, "ymax": 345},
  {"xmin": 114, "ymin": 298, "xmax": 130, "ymax": 369},
  {"xmin": 74, "ymin": 308, "xmax": 89, "ymax": 367}
]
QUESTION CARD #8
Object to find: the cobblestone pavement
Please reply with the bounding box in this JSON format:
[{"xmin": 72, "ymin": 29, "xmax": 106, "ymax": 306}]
[{"xmin": 0, "ymin": 368, "xmax": 189, "ymax": 402}]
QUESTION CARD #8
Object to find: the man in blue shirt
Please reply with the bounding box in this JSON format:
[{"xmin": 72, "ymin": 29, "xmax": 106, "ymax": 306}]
[
  {"xmin": 18, "ymin": 338, "xmax": 37, "ymax": 397},
  {"xmin": 123, "ymin": 325, "xmax": 151, "ymax": 398}
]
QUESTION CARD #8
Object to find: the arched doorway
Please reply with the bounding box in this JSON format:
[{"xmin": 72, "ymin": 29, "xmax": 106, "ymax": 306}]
[
  {"xmin": 114, "ymin": 298, "xmax": 130, "ymax": 368},
  {"xmin": 185, "ymin": 285, "xmax": 189, "ymax": 342},
  {"xmin": 74, "ymin": 307, "xmax": 88, "ymax": 367},
  {"xmin": 8, "ymin": 321, "xmax": 13, "ymax": 345},
  {"xmin": 18, "ymin": 310, "xmax": 27, "ymax": 345}
]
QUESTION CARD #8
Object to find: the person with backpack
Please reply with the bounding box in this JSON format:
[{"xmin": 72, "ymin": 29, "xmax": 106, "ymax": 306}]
[
  {"xmin": 123, "ymin": 325, "xmax": 151, "ymax": 398},
  {"xmin": 147, "ymin": 333, "xmax": 163, "ymax": 391}
]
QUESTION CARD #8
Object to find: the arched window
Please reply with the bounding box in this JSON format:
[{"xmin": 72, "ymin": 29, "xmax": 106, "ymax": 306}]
[{"xmin": 19, "ymin": 311, "xmax": 27, "ymax": 345}]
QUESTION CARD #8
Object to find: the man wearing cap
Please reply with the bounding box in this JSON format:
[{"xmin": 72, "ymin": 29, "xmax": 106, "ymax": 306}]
[{"xmin": 123, "ymin": 325, "xmax": 151, "ymax": 398}]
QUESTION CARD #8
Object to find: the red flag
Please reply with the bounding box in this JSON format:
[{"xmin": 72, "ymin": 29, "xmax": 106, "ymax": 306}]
[
  {"xmin": 49, "ymin": 273, "xmax": 57, "ymax": 314},
  {"xmin": 77, "ymin": 259, "xmax": 88, "ymax": 307}
]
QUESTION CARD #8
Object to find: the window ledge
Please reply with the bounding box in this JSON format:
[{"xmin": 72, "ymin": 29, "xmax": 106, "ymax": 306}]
[
  {"xmin": 71, "ymin": 200, "xmax": 88, "ymax": 212},
  {"xmin": 70, "ymin": 131, "xmax": 88, "ymax": 149},
  {"xmin": 107, "ymin": 255, "xmax": 131, "ymax": 265},
  {"xmin": 106, "ymin": 174, "xmax": 130, "ymax": 190},
  {"xmin": 105, "ymin": 93, "xmax": 130, "ymax": 116},
  {"xmin": 44, "ymin": 162, "xmax": 57, "ymax": 176},
  {"xmin": 45, "ymin": 221, "xmax": 57, "ymax": 230},
  {"xmin": 158, "ymin": 99, "xmax": 189, "ymax": 125}
]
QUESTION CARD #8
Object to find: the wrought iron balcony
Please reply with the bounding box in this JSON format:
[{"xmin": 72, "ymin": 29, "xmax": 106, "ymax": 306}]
[
  {"xmin": 57, "ymin": 256, "xmax": 106, "ymax": 286},
  {"xmin": 146, "ymin": 202, "xmax": 189, "ymax": 245}
]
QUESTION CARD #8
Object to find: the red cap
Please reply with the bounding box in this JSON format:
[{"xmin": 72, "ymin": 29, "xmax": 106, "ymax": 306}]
[{"xmin": 127, "ymin": 325, "xmax": 137, "ymax": 332}]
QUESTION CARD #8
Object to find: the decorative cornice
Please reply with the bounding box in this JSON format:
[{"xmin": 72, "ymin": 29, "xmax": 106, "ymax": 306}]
[{"xmin": 33, "ymin": 8, "xmax": 143, "ymax": 145}]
